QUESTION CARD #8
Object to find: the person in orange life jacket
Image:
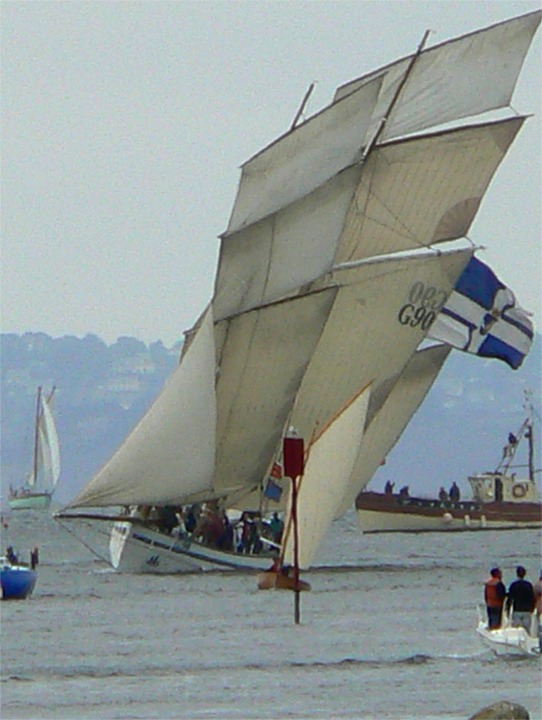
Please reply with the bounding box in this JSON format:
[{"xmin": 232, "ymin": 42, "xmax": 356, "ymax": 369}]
[
  {"xmin": 506, "ymin": 565, "xmax": 536, "ymax": 633},
  {"xmin": 484, "ymin": 567, "xmax": 506, "ymax": 629}
]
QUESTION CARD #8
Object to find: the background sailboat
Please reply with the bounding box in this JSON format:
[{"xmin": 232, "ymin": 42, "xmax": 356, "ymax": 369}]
[{"xmin": 9, "ymin": 387, "xmax": 61, "ymax": 511}]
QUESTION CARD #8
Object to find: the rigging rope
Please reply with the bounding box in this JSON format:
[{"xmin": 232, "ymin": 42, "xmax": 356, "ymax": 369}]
[{"xmin": 55, "ymin": 518, "xmax": 113, "ymax": 567}]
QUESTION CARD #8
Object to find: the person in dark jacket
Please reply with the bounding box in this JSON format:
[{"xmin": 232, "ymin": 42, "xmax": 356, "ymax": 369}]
[
  {"xmin": 484, "ymin": 567, "xmax": 506, "ymax": 628},
  {"xmin": 506, "ymin": 565, "xmax": 536, "ymax": 632}
]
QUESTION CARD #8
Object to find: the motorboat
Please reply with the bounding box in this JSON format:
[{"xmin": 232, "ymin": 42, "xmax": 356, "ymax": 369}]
[{"xmin": 476, "ymin": 605, "xmax": 539, "ymax": 656}]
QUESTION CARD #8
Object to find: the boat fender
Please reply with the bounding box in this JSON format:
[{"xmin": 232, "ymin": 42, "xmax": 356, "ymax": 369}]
[
  {"xmin": 512, "ymin": 483, "xmax": 527, "ymax": 498},
  {"xmin": 442, "ymin": 512, "xmax": 453, "ymax": 525}
]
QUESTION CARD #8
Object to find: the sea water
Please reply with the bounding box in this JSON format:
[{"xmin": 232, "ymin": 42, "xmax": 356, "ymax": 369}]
[{"xmin": 1, "ymin": 510, "xmax": 540, "ymax": 720}]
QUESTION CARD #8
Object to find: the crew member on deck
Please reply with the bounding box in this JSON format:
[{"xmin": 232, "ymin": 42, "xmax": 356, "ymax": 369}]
[{"xmin": 449, "ymin": 482, "xmax": 461, "ymax": 502}]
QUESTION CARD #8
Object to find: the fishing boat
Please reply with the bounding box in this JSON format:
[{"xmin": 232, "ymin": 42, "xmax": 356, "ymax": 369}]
[
  {"xmin": 0, "ymin": 550, "xmax": 38, "ymax": 601},
  {"xmin": 476, "ymin": 605, "xmax": 539, "ymax": 656},
  {"xmin": 8, "ymin": 387, "xmax": 61, "ymax": 511},
  {"xmin": 56, "ymin": 12, "xmax": 540, "ymax": 573},
  {"xmin": 355, "ymin": 397, "xmax": 541, "ymax": 533}
]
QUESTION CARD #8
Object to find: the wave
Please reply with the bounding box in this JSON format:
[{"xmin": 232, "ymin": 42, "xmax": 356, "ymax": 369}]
[{"xmin": 1, "ymin": 651, "xmax": 491, "ymax": 686}]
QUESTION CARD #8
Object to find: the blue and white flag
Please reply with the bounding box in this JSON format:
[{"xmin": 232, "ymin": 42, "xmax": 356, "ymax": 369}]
[{"xmin": 428, "ymin": 257, "xmax": 533, "ymax": 370}]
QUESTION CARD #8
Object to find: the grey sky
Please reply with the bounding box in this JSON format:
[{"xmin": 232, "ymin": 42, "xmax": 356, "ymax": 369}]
[{"xmin": 2, "ymin": 0, "xmax": 540, "ymax": 346}]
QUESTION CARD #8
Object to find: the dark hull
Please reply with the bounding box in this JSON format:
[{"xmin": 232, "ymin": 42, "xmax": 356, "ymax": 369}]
[{"xmin": 355, "ymin": 492, "xmax": 542, "ymax": 533}]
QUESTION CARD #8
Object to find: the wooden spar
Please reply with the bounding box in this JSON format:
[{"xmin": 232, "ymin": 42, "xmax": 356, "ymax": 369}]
[
  {"xmin": 283, "ymin": 433, "xmax": 305, "ymax": 624},
  {"xmin": 54, "ymin": 511, "xmax": 148, "ymax": 525},
  {"xmin": 290, "ymin": 82, "xmax": 315, "ymax": 131},
  {"xmin": 32, "ymin": 387, "xmax": 42, "ymax": 487},
  {"xmin": 363, "ymin": 28, "xmax": 431, "ymax": 159}
]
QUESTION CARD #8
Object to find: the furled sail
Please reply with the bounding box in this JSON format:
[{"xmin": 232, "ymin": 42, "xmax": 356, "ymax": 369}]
[
  {"xmin": 334, "ymin": 344, "xmax": 452, "ymax": 518},
  {"xmin": 65, "ymin": 308, "xmax": 217, "ymax": 508},
  {"xmin": 334, "ymin": 11, "xmax": 541, "ymax": 142},
  {"xmin": 281, "ymin": 383, "xmax": 372, "ymax": 570}
]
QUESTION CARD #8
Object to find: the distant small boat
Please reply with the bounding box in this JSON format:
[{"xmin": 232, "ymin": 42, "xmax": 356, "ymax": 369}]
[
  {"xmin": 476, "ymin": 605, "xmax": 539, "ymax": 656},
  {"xmin": 356, "ymin": 397, "xmax": 541, "ymax": 533},
  {"xmin": 257, "ymin": 567, "xmax": 311, "ymax": 592},
  {"xmin": 0, "ymin": 552, "xmax": 37, "ymax": 601},
  {"xmin": 8, "ymin": 387, "xmax": 61, "ymax": 511}
]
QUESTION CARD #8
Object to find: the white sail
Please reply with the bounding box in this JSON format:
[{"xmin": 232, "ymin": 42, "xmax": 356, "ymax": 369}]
[
  {"xmin": 224, "ymin": 75, "xmax": 382, "ymax": 236},
  {"xmin": 334, "ymin": 11, "xmax": 541, "ymax": 142},
  {"xmin": 334, "ymin": 344, "xmax": 452, "ymax": 518},
  {"xmin": 40, "ymin": 393, "xmax": 61, "ymax": 487},
  {"xmin": 213, "ymin": 116, "xmax": 522, "ymax": 322},
  {"xmin": 281, "ymin": 383, "xmax": 372, "ymax": 569},
  {"xmin": 288, "ymin": 246, "xmax": 473, "ymax": 444},
  {"xmin": 335, "ymin": 117, "xmax": 524, "ymax": 263},
  {"xmin": 213, "ymin": 288, "xmax": 337, "ymax": 503},
  {"xmin": 214, "ymin": 165, "xmax": 362, "ymax": 321},
  {"xmin": 66, "ymin": 307, "xmax": 217, "ymax": 508}
]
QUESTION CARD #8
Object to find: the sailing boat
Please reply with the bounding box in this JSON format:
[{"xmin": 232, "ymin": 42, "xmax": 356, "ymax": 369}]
[
  {"xmin": 57, "ymin": 11, "xmax": 541, "ymax": 573},
  {"xmin": 9, "ymin": 387, "xmax": 61, "ymax": 511}
]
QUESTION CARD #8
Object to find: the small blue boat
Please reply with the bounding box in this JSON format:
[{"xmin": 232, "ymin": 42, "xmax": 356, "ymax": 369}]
[{"xmin": 1, "ymin": 552, "xmax": 37, "ymax": 600}]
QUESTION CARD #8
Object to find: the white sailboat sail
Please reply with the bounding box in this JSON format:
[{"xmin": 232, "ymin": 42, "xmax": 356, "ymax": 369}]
[
  {"xmin": 288, "ymin": 247, "xmax": 473, "ymax": 444},
  {"xmin": 334, "ymin": 11, "xmax": 541, "ymax": 142},
  {"xmin": 66, "ymin": 307, "xmax": 217, "ymax": 508},
  {"xmin": 223, "ymin": 74, "xmax": 382, "ymax": 236},
  {"xmin": 213, "ymin": 288, "xmax": 338, "ymax": 503},
  {"xmin": 40, "ymin": 392, "xmax": 61, "ymax": 489},
  {"xmin": 281, "ymin": 384, "xmax": 372, "ymax": 570},
  {"xmin": 335, "ymin": 118, "xmax": 524, "ymax": 263},
  {"xmin": 334, "ymin": 344, "xmax": 452, "ymax": 518},
  {"xmin": 213, "ymin": 115, "xmax": 524, "ymax": 321}
]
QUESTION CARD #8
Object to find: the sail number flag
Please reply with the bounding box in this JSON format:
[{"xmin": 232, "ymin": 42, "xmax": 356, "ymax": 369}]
[{"xmin": 428, "ymin": 257, "xmax": 533, "ymax": 369}]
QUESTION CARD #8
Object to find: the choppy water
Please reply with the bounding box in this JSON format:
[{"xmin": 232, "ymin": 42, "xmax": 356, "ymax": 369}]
[{"xmin": 1, "ymin": 510, "xmax": 540, "ymax": 720}]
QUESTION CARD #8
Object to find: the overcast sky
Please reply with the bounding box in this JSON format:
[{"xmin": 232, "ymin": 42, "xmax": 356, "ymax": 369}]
[{"xmin": 2, "ymin": 0, "xmax": 541, "ymax": 347}]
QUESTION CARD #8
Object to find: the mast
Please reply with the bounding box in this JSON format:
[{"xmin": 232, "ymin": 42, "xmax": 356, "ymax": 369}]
[
  {"xmin": 290, "ymin": 83, "xmax": 315, "ymax": 131},
  {"xmin": 32, "ymin": 387, "xmax": 42, "ymax": 487},
  {"xmin": 524, "ymin": 390, "xmax": 535, "ymax": 482},
  {"xmin": 362, "ymin": 29, "xmax": 431, "ymax": 160}
]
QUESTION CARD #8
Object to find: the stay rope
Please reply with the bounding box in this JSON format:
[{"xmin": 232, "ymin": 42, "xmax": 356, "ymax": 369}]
[{"xmin": 55, "ymin": 518, "xmax": 113, "ymax": 567}]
